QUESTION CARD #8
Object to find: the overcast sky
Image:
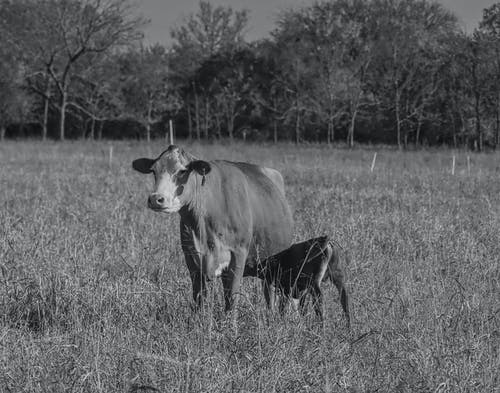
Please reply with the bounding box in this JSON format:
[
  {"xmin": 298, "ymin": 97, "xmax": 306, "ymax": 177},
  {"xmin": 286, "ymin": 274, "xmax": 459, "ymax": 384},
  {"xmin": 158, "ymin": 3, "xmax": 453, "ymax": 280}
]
[{"xmin": 138, "ymin": 0, "xmax": 498, "ymax": 45}]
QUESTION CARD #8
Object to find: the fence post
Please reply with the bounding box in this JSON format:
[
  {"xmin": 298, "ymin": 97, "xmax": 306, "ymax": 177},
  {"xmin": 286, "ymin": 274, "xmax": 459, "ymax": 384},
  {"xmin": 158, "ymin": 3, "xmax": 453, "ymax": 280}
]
[
  {"xmin": 370, "ymin": 152, "xmax": 377, "ymax": 172},
  {"xmin": 109, "ymin": 145, "xmax": 113, "ymax": 168},
  {"xmin": 169, "ymin": 119, "xmax": 174, "ymax": 145}
]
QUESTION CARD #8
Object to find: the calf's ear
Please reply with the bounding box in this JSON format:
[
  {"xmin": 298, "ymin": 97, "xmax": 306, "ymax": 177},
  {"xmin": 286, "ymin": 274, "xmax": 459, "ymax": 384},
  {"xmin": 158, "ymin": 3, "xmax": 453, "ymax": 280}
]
[
  {"xmin": 188, "ymin": 160, "xmax": 211, "ymax": 176},
  {"xmin": 132, "ymin": 158, "xmax": 154, "ymax": 174}
]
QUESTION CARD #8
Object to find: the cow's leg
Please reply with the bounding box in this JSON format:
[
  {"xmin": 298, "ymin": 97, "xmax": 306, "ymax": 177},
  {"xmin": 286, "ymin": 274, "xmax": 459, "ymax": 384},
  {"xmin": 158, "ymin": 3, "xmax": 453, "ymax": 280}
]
[
  {"xmin": 183, "ymin": 250, "xmax": 206, "ymax": 309},
  {"xmin": 189, "ymin": 270, "xmax": 207, "ymax": 308},
  {"xmin": 221, "ymin": 250, "xmax": 246, "ymax": 312}
]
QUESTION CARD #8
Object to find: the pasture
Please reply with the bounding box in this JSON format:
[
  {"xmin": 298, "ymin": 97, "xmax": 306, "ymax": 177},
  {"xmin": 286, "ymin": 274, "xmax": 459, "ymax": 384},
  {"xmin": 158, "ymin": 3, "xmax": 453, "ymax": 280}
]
[{"xmin": 1, "ymin": 141, "xmax": 499, "ymax": 392}]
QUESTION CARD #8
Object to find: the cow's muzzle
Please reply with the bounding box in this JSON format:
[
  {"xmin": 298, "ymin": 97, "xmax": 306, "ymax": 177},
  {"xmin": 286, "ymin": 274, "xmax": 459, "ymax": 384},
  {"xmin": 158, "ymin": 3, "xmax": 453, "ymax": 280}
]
[{"xmin": 147, "ymin": 193, "xmax": 180, "ymax": 213}]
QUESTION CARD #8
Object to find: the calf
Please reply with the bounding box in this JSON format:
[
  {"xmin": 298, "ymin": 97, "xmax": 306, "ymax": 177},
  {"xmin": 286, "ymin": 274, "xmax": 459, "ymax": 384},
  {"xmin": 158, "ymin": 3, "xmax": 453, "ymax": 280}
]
[{"xmin": 256, "ymin": 235, "xmax": 350, "ymax": 327}]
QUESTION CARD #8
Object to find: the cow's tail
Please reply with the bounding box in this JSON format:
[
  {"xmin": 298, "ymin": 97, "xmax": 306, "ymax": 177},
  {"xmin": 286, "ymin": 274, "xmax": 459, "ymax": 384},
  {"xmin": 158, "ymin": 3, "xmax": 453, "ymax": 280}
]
[{"xmin": 326, "ymin": 238, "xmax": 351, "ymax": 329}]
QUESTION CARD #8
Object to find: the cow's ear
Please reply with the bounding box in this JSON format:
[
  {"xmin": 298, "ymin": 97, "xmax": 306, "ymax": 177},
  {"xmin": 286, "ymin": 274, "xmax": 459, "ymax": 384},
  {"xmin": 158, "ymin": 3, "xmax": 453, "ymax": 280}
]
[
  {"xmin": 189, "ymin": 160, "xmax": 211, "ymax": 176},
  {"xmin": 132, "ymin": 158, "xmax": 154, "ymax": 174}
]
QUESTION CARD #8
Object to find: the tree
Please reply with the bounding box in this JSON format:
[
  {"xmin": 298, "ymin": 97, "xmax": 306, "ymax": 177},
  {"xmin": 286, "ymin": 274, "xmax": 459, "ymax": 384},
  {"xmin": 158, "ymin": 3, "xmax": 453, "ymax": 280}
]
[
  {"xmin": 71, "ymin": 54, "xmax": 123, "ymax": 139},
  {"xmin": 119, "ymin": 45, "xmax": 181, "ymax": 141},
  {"xmin": 0, "ymin": 64, "xmax": 33, "ymax": 141},
  {"xmin": 170, "ymin": 1, "xmax": 249, "ymax": 140},
  {"xmin": 477, "ymin": 3, "xmax": 500, "ymax": 148},
  {"xmin": 367, "ymin": 0, "xmax": 458, "ymax": 148},
  {"xmin": 252, "ymin": 40, "xmax": 291, "ymax": 143},
  {"xmin": 1, "ymin": 0, "xmax": 145, "ymax": 140},
  {"xmin": 271, "ymin": 0, "xmax": 375, "ymax": 145},
  {"xmin": 0, "ymin": 6, "xmax": 32, "ymax": 140},
  {"xmin": 195, "ymin": 49, "xmax": 258, "ymax": 140}
]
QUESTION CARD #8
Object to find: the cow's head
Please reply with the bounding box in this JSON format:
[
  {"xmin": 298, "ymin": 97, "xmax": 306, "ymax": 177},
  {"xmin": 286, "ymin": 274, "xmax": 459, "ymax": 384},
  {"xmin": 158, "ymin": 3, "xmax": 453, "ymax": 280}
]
[{"xmin": 132, "ymin": 145, "xmax": 211, "ymax": 213}]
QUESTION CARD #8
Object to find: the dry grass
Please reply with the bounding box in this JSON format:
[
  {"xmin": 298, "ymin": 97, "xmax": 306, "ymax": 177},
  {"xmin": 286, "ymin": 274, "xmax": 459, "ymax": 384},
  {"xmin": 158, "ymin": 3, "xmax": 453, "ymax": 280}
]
[{"xmin": 0, "ymin": 140, "xmax": 499, "ymax": 392}]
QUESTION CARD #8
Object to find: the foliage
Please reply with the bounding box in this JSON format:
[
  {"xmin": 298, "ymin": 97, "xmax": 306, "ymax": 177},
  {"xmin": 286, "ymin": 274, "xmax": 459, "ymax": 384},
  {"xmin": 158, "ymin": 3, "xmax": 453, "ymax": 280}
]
[
  {"xmin": 0, "ymin": 0, "xmax": 145, "ymax": 140},
  {"xmin": 2, "ymin": 0, "xmax": 500, "ymax": 148},
  {"xmin": 169, "ymin": 1, "xmax": 250, "ymax": 140},
  {"xmin": 0, "ymin": 33, "xmax": 32, "ymax": 139},
  {"xmin": 118, "ymin": 44, "xmax": 181, "ymax": 141}
]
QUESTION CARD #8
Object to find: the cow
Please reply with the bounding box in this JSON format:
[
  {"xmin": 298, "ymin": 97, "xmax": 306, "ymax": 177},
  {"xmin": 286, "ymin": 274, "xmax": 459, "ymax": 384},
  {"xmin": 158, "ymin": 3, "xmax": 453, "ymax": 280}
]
[
  {"xmin": 132, "ymin": 145, "xmax": 294, "ymax": 312},
  {"xmin": 255, "ymin": 235, "xmax": 350, "ymax": 327}
]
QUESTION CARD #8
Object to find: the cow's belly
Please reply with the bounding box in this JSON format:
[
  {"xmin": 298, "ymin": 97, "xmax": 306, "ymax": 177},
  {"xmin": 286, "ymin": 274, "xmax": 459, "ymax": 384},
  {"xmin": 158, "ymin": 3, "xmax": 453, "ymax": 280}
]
[
  {"xmin": 201, "ymin": 247, "xmax": 231, "ymax": 280},
  {"xmin": 187, "ymin": 230, "xmax": 232, "ymax": 280}
]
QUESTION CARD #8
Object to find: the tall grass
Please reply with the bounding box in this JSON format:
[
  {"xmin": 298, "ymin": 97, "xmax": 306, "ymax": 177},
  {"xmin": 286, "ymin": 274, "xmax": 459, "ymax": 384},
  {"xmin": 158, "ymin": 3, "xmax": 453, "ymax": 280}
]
[{"xmin": 0, "ymin": 141, "xmax": 498, "ymax": 392}]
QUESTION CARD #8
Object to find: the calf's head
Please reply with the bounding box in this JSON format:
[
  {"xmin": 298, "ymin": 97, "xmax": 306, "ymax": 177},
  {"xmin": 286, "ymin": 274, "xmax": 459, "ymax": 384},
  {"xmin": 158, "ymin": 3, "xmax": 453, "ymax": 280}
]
[{"xmin": 132, "ymin": 145, "xmax": 211, "ymax": 213}]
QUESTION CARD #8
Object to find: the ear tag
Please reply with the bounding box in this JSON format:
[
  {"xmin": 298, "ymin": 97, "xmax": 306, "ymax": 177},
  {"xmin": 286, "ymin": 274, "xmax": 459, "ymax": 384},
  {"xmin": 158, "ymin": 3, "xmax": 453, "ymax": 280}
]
[{"xmin": 201, "ymin": 168, "xmax": 206, "ymax": 186}]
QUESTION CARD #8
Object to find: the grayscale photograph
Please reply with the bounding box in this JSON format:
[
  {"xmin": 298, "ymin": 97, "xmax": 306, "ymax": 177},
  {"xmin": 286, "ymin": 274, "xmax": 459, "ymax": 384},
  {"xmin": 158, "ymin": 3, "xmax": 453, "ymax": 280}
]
[{"xmin": 0, "ymin": 0, "xmax": 499, "ymax": 392}]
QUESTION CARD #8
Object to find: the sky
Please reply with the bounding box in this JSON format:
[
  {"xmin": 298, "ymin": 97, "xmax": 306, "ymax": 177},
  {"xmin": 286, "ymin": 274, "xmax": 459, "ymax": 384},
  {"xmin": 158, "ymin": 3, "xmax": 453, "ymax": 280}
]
[{"xmin": 138, "ymin": 0, "xmax": 499, "ymax": 45}]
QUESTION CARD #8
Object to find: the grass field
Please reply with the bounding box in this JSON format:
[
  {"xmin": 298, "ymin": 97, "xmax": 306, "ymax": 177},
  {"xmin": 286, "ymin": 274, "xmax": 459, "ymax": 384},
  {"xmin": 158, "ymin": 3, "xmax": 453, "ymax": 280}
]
[{"xmin": 1, "ymin": 140, "xmax": 499, "ymax": 393}]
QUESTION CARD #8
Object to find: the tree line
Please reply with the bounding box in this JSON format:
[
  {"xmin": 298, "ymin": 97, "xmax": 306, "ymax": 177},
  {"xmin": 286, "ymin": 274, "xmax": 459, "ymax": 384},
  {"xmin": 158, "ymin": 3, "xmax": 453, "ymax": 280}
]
[{"xmin": 2, "ymin": 0, "xmax": 500, "ymax": 150}]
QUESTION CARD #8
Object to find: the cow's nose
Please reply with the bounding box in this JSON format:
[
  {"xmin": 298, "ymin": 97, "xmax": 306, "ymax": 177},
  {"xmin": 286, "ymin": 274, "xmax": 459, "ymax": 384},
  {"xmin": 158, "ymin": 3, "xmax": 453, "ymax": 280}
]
[{"xmin": 148, "ymin": 194, "xmax": 166, "ymax": 208}]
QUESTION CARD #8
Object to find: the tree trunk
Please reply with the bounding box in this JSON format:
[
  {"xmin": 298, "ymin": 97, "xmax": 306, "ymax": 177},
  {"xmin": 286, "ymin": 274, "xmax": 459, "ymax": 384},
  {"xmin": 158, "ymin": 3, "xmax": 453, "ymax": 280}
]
[
  {"xmin": 194, "ymin": 88, "xmax": 200, "ymax": 140},
  {"xmin": 42, "ymin": 79, "xmax": 51, "ymax": 141},
  {"xmin": 90, "ymin": 116, "xmax": 96, "ymax": 140},
  {"xmin": 0, "ymin": 125, "xmax": 5, "ymax": 141},
  {"xmin": 273, "ymin": 118, "xmax": 278, "ymax": 144},
  {"xmin": 204, "ymin": 98, "xmax": 209, "ymax": 140},
  {"xmin": 228, "ymin": 109, "xmax": 234, "ymax": 142},
  {"xmin": 82, "ymin": 120, "xmax": 88, "ymax": 139},
  {"xmin": 348, "ymin": 109, "xmax": 357, "ymax": 148},
  {"xmin": 471, "ymin": 48, "xmax": 482, "ymax": 152},
  {"xmin": 450, "ymin": 109, "xmax": 457, "ymax": 149},
  {"xmin": 395, "ymin": 90, "xmax": 401, "ymax": 149},
  {"xmin": 187, "ymin": 102, "xmax": 193, "ymax": 140},
  {"xmin": 348, "ymin": 92, "xmax": 362, "ymax": 148},
  {"xmin": 98, "ymin": 121, "xmax": 103, "ymax": 140},
  {"xmin": 295, "ymin": 107, "xmax": 300, "ymax": 144},
  {"xmin": 327, "ymin": 120, "xmax": 331, "ymax": 145},
  {"xmin": 496, "ymin": 91, "xmax": 500, "ymax": 149},
  {"xmin": 146, "ymin": 101, "xmax": 152, "ymax": 142},
  {"xmin": 215, "ymin": 112, "xmax": 222, "ymax": 139},
  {"xmin": 59, "ymin": 90, "xmax": 67, "ymax": 141},
  {"xmin": 415, "ymin": 109, "xmax": 423, "ymax": 147},
  {"xmin": 474, "ymin": 93, "xmax": 482, "ymax": 151},
  {"xmin": 272, "ymin": 97, "xmax": 278, "ymax": 144},
  {"xmin": 228, "ymin": 119, "xmax": 234, "ymax": 141}
]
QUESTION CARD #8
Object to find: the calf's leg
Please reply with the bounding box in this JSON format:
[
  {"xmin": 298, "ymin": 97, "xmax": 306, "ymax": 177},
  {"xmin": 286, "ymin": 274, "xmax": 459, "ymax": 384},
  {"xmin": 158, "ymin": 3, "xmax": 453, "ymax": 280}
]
[
  {"xmin": 262, "ymin": 280, "xmax": 277, "ymax": 310},
  {"xmin": 298, "ymin": 291, "xmax": 310, "ymax": 316},
  {"xmin": 328, "ymin": 246, "xmax": 351, "ymax": 328},
  {"xmin": 311, "ymin": 283, "xmax": 324, "ymax": 319}
]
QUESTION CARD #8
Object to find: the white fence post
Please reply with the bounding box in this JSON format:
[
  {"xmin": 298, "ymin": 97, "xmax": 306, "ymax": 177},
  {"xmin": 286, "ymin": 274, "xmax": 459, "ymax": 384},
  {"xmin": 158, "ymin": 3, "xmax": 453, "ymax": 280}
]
[
  {"xmin": 370, "ymin": 152, "xmax": 377, "ymax": 172},
  {"xmin": 169, "ymin": 119, "xmax": 174, "ymax": 145}
]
